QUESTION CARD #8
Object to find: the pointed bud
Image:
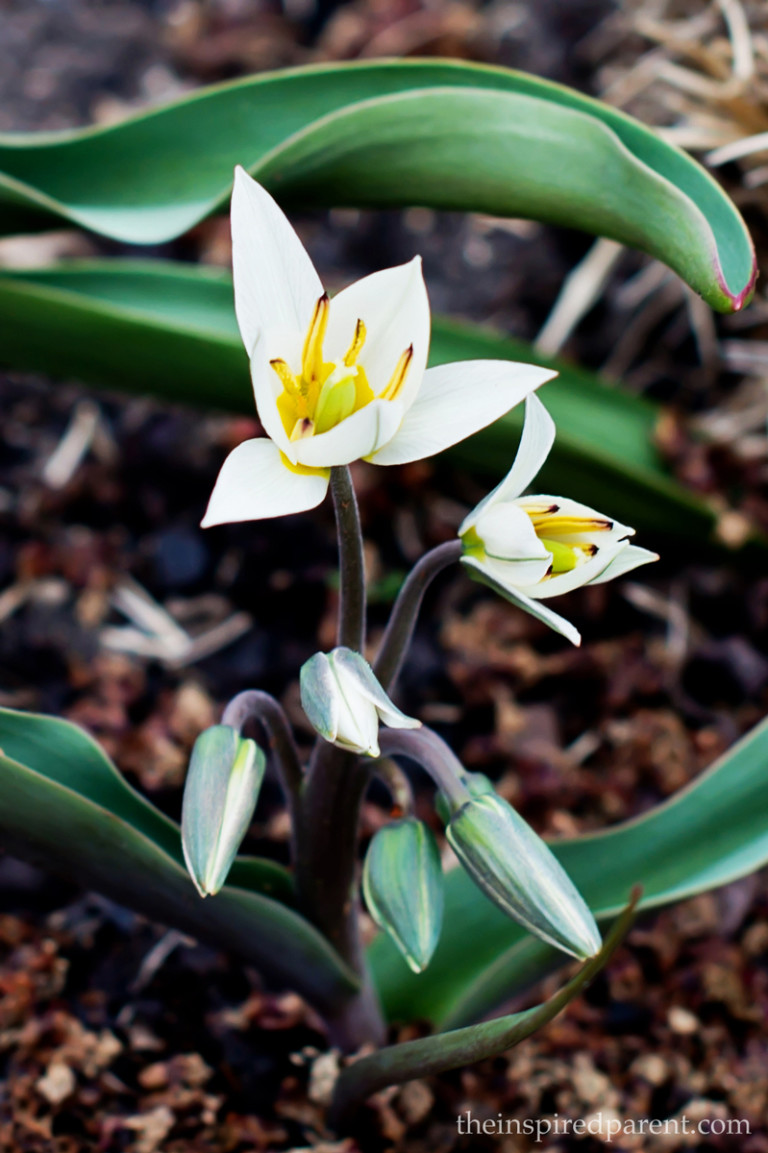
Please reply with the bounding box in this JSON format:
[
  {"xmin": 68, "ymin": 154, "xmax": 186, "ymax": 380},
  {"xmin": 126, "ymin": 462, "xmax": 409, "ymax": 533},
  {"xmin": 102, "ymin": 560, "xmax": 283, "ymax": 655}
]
[
  {"xmin": 446, "ymin": 793, "xmax": 601, "ymax": 959},
  {"xmin": 363, "ymin": 819, "xmax": 444, "ymax": 973},
  {"xmin": 300, "ymin": 647, "xmax": 420, "ymax": 757},
  {"xmin": 181, "ymin": 725, "xmax": 266, "ymax": 897},
  {"xmin": 435, "ymin": 770, "xmax": 495, "ymax": 824}
]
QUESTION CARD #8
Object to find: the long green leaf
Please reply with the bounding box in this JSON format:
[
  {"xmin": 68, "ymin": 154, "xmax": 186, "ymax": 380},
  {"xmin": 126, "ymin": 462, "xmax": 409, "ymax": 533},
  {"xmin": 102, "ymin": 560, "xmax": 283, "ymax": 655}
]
[
  {"xmin": 332, "ymin": 895, "xmax": 637, "ymax": 1121},
  {"xmin": 369, "ymin": 714, "xmax": 768, "ymax": 1026},
  {"xmin": 0, "ymin": 261, "xmax": 722, "ymax": 543},
  {"xmin": 0, "ymin": 707, "xmax": 358, "ymax": 1012},
  {"xmin": 0, "ymin": 60, "xmax": 754, "ymax": 311}
]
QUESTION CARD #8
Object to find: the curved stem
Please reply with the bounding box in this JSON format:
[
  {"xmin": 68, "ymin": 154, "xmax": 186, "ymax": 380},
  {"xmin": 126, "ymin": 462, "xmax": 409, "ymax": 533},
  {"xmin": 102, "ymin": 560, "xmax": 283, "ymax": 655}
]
[
  {"xmin": 330, "ymin": 465, "xmax": 366, "ymax": 652},
  {"xmin": 222, "ymin": 689, "xmax": 303, "ymax": 805},
  {"xmin": 379, "ymin": 725, "xmax": 471, "ymax": 809},
  {"xmin": 371, "ymin": 756, "xmax": 416, "ymax": 816},
  {"xmin": 374, "ymin": 541, "xmax": 462, "ymax": 691}
]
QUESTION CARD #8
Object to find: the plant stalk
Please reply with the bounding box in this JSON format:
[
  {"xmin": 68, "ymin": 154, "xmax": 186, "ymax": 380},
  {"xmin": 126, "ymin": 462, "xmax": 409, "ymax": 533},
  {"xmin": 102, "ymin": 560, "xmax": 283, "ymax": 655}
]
[
  {"xmin": 374, "ymin": 540, "xmax": 462, "ymax": 691},
  {"xmin": 222, "ymin": 689, "xmax": 303, "ymax": 804},
  {"xmin": 379, "ymin": 726, "xmax": 471, "ymax": 809},
  {"xmin": 294, "ymin": 464, "xmax": 385, "ymax": 1047},
  {"xmin": 330, "ymin": 465, "xmax": 366, "ymax": 653}
]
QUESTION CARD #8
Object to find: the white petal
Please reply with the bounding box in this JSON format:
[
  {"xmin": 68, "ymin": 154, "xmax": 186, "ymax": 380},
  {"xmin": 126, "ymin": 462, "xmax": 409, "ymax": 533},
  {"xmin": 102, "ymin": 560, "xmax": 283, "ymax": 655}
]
[
  {"xmin": 522, "ymin": 540, "xmax": 629, "ymax": 599},
  {"xmin": 201, "ymin": 438, "xmax": 329, "ymax": 526},
  {"xmin": 324, "ymin": 257, "xmax": 430, "ymax": 408},
  {"xmin": 474, "ymin": 503, "xmax": 549, "ymax": 561},
  {"xmin": 293, "ymin": 399, "xmax": 405, "ymax": 468},
  {"xmin": 460, "ymin": 392, "xmax": 556, "ymax": 534},
  {"xmin": 462, "ymin": 555, "xmax": 581, "ymax": 646},
  {"xmin": 335, "ymin": 686, "xmax": 380, "ymax": 756},
  {"xmin": 332, "ymin": 649, "xmax": 420, "ymax": 731},
  {"xmin": 232, "ymin": 167, "xmax": 323, "ymax": 357},
  {"xmin": 588, "ymin": 545, "xmax": 659, "ymax": 585},
  {"xmin": 370, "ymin": 360, "xmax": 556, "ymax": 467}
]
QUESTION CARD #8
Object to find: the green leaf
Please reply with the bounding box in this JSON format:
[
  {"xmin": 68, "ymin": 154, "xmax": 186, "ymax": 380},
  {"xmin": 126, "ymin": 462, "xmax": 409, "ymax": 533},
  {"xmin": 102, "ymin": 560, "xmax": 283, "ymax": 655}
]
[
  {"xmin": 0, "ymin": 261, "xmax": 731, "ymax": 544},
  {"xmin": 331, "ymin": 893, "xmax": 637, "ymax": 1122},
  {"xmin": 0, "ymin": 60, "xmax": 754, "ymax": 310},
  {"xmin": 368, "ymin": 714, "xmax": 768, "ymax": 1026},
  {"xmin": 0, "ymin": 707, "xmax": 358, "ymax": 1012}
]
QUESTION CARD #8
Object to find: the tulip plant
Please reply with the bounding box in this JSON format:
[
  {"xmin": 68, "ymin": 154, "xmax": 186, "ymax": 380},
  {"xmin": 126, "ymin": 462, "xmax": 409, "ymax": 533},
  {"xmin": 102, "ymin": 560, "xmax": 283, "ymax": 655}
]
[{"xmin": 1, "ymin": 58, "xmax": 768, "ymax": 1128}]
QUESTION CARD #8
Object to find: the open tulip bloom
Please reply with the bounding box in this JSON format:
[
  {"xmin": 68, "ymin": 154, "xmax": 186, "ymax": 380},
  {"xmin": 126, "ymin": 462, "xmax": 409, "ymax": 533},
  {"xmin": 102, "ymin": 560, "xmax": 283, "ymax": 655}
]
[
  {"xmin": 201, "ymin": 167, "xmax": 556, "ymax": 526},
  {"xmin": 460, "ymin": 392, "xmax": 658, "ymax": 645}
]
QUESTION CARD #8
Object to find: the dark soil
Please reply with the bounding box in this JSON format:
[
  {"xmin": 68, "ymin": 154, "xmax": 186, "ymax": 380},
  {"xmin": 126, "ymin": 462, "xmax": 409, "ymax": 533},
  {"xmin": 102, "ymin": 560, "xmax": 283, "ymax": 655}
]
[{"xmin": 1, "ymin": 0, "xmax": 768, "ymax": 1149}]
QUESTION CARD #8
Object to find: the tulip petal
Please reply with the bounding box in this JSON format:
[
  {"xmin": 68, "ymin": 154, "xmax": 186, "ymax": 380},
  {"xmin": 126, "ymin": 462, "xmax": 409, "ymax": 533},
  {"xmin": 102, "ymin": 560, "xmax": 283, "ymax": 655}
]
[
  {"xmin": 324, "ymin": 257, "xmax": 430, "ymax": 407},
  {"xmin": 201, "ymin": 437, "xmax": 329, "ymax": 526},
  {"xmin": 462, "ymin": 555, "xmax": 582, "ymax": 646},
  {"xmin": 332, "ymin": 648, "xmax": 421, "ymax": 731},
  {"xmin": 470, "ymin": 503, "xmax": 551, "ymax": 587},
  {"xmin": 292, "ymin": 398, "xmax": 405, "ymax": 468},
  {"xmin": 232, "ymin": 167, "xmax": 323, "ymax": 357},
  {"xmin": 588, "ymin": 544, "xmax": 659, "ymax": 584},
  {"xmin": 370, "ymin": 360, "xmax": 556, "ymax": 466},
  {"xmin": 460, "ymin": 392, "xmax": 556, "ymax": 533},
  {"xmin": 300, "ymin": 652, "xmax": 340, "ymax": 742}
]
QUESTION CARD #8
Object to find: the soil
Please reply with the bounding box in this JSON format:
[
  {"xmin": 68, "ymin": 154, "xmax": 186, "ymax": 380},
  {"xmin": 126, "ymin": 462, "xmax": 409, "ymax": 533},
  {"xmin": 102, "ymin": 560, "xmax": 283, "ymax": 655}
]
[{"xmin": 1, "ymin": 0, "xmax": 768, "ymax": 1149}]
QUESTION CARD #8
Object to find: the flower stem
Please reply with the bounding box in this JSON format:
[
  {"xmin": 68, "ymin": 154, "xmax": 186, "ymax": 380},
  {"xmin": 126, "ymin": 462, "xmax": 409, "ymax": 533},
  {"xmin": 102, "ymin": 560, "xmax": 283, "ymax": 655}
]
[
  {"xmin": 222, "ymin": 689, "xmax": 303, "ymax": 804},
  {"xmin": 330, "ymin": 465, "xmax": 366, "ymax": 653},
  {"xmin": 293, "ymin": 466, "xmax": 385, "ymax": 1048},
  {"xmin": 379, "ymin": 726, "xmax": 471, "ymax": 809},
  {"xmin": 374, "ymin": 540, "xmax": 462, "ymax": 691}
]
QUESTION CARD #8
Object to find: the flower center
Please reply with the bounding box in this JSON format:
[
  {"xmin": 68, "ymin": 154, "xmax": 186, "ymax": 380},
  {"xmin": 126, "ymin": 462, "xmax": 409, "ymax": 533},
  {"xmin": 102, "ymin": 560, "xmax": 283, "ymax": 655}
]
[
  {"xmin": 525, "ymin": 503, "xmax": 613, "ymax": 575},
  {"xmin": 270, "ymin": 294, "xmax": 414, "ymax": 443}
]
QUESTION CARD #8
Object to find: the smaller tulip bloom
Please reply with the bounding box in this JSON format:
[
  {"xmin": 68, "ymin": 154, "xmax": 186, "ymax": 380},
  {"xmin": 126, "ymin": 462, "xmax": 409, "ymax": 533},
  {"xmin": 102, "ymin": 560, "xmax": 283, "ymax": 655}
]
[
  {"xmin": 300, "ymin": 647, "xmax": 420, "ymax": 757},
  {"xmin": 460, "ymin": 392, "xmax": 658, "ymax": 645}
]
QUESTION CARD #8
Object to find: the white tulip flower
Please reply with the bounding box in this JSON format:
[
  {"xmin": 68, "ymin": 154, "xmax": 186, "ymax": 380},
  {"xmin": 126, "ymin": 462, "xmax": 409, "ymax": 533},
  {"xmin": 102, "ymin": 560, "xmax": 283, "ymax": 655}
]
[
  {"xmin": 300, "ymin": 647, "xmax": 420, "ymax": 757},
  {"xmin": 202, "ymin": 167, "xmax": 556, "ymax": 526},
  {"xmin": 460, "ymin": 392, "xmax": 658, "ymax": 645}
]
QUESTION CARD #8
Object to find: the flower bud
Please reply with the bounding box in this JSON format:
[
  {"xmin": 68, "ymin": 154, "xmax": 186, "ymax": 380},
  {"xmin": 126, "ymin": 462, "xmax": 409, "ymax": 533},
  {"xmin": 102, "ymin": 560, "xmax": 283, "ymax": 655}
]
[
  {"xmin": 300, "ymin": 647, "xmax": 420, "ymax": 757},
  {"xmin": 446, "ymin": 793, "xmax": 601, "ymax": 959},
  {"xmin": 363, "ymin": 818, "xmax": 443, "ymax": 973},
  {"xmin": 435, "ymin": 770, "xmax": 494, "ymax": 824},
  {"xmin": 181, "ymin": 724, "xmax": 266, "ymax": 897}
]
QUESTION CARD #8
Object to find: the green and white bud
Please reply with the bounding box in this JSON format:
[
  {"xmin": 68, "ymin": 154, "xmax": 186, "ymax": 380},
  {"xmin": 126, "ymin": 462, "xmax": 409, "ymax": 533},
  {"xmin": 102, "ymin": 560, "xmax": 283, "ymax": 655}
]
[
  {"xmin": 435, "ymin": 770, "xmax": 495, "ymax": 824},
  {"xmin": 181, "ymin": 724, "xmax": 266, "ymax": 898},
  {"xmin": 300, "ymin": 647, "xmax": 420, "ymax": 757},
  {"xmin": 363, "ymin": 818, "xmax": 444, "ymax": 973},
  {"xmin": 447, "ymin": 793, "xmax": 601, "ymax": 960}
]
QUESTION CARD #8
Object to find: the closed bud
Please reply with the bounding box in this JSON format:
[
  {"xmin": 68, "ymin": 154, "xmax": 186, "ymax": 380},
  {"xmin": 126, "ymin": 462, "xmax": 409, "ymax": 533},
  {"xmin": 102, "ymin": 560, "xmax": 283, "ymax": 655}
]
[
  {"xmin": 447, "ymin": 793, "xmax": 601, "ymax": 959},
  {"xmin": 363, "ymin": 818, "xmax": 443, "ymax": 973},
  {"xmin": 435, "ymin": 770, "xmax": 495, "ymax": 824},
  {"xmin": 182, "ymin": 724, "xmax": 266, "ymax": 897},
  {"xmin": 300, "ymin": 647, "xmax": 420, "ymax": 757}
]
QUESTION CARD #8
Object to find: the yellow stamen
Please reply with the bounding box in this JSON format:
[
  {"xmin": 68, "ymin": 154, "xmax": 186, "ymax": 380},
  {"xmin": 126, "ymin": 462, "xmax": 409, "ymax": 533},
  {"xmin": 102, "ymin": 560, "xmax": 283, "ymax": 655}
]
[
  {"xmin": 270, "ymin": 358, "xmax": 301, "ymax": 397},
  {"xmin": 343, "ymin": 319, "xmax": 367, "ymax": 367},
  {"xmin": 301, "ymin": 294, "xmax": 330, "ymax": 384},
  {"xmin": 381, "ymin": 344, "xmax": 414, "ymax": 402},
  {"xmin": 530, "ymin": 514, "xmax": 613, "ymax": 535},
  {"xmin": 290, "ymin": 417, "xmax": 315, "ymax": 441}
]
